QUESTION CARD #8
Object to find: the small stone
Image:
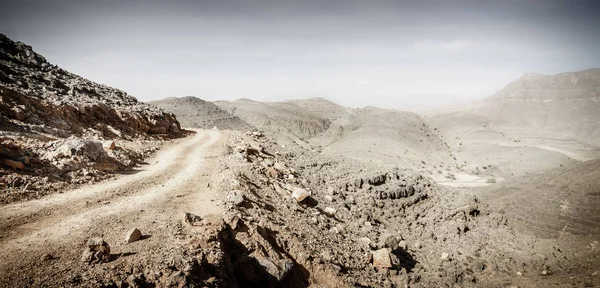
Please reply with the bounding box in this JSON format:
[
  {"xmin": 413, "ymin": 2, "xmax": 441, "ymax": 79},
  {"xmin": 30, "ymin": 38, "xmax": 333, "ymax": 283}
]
[
  {"xmin": 347, "ymin": 196, "xmax": 356, "ymax": 204},
  {"xmin": 441, "ymin": 252, "xmax": 449, "ymax": 260},
  {"xmin": 125, "ymin": 228, "xmax": 142, "ymax": 243},
  {"xmin": 227, "ymin": 190, "xmax": 244, "ymax": 206},
  {"xmin": 81, "ymin": 249, "xmax": 94, "ymax": 263},
  {"xmin": 327, "ymin": 186, "xmax": 336, "ymax": 195},
  {"xmin": 359, "ymin": 237, "xmax": 372, "ymax": 245},
  {"xmin": 324, "ymin": 207, "xmax": 337, "ymax": 215},
  {"xmin": 372, "ymin": 248, "xmax": 392, "ymax": 268},
  {"xmin": 591, "ymin": 271, "xmax": 598, "ymax": 276},
  {"xmin": 40, "ymin": 253, "xmax": 54, "ymax": 261},
  {"xmin": 184, "ymin": 212, "xmax": 201, "ymax": 225},
  {"xmin": 541, "ymin": 270, "xmax": 550, "ymax": 276},
  {"xmin": 103, "ymin": 140, "xmax": 116, "ymax": 150},
  {"xmin": 266, "ymin": 167, "xmax": 280, "ymax": 178},
  {"xmin": 324, "ymin": 195, "xmax": 334, "ymax": 202},
  {"xmin": 398, "ymin": 240, "xmax": 407, "ymax": 250},
  {"xmin": 516, "ymin": 271, "xmax": 523, "ymax": 276},
  {"xmin": 292, "ymin": 188, "xmax": 310, "ymax": 202}
]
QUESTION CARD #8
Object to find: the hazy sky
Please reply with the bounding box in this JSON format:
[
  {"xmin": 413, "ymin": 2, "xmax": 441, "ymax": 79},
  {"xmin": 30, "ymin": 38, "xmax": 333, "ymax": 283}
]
[{"xmin": 1, "ymin": 0, "xmax": 599, "ymax": 111}]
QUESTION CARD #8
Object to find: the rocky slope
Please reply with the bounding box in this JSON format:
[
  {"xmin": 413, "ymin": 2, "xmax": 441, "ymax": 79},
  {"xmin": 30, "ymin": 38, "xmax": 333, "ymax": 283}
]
[
  {"xmin": 0, "ymin": 33, "xmax": 184, "ymax": 203},
  {"xmin": 216, "ymin": 98, "xmax": 463, "ymax": 174},
  {"xmin": 0, "ymin": 33, "xmax": 181, "ymax": 138},
  {"xmin": 184, "ymin": 131, "xmax": 600, "ymax": 287},
  {"xmin": 149, "ymin": 96, "xmax": 253, "ymax": 130}
]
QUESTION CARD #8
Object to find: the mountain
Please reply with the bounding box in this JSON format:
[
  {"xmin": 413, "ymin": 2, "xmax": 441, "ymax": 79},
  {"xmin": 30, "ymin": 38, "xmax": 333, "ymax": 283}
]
[
  {"xmin": 481, "ymin": 69, "xmax": 600, "ymax": 145},
  {"xmin": 428, "ymin": 69, "xmax": 600, "ymax": 178},
  {"xmin": 0, "ymin": 33, "xmax": 181, "ymax": 138},
  {"xmin": 149, "ymin": 96, "xmax": 252, "ymax": 130}
]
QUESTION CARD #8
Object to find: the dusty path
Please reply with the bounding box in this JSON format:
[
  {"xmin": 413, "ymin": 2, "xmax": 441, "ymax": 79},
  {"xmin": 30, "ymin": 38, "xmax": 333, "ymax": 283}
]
[{"xmin": 0, "ymin": 129, "xmax": 227, "ymax": 286}]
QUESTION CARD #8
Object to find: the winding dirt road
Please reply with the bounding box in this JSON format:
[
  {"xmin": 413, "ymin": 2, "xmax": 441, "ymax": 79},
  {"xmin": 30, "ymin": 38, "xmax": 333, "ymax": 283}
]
[{"xmin": 0, "ymin": 130, "xmax": 226, "ymax": 286}]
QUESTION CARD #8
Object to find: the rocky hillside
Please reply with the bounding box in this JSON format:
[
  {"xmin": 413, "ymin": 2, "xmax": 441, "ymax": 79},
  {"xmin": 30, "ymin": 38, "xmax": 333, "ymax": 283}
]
[
  {"xmin": 149, "ymin": 96, "xmax": 253, "ymax": 130},
  {"xmin": 0, "ymin": 33, "xmax": 183, "ymax": 203},
  {"xmin": 215, "ymin": 98, "xmax": 332, "ymax": 148},
  {"xmin": 216, "ymin": 98, "xmax": 462, "ymax": 173},
  {"xmin": 0, "ymin": 33, "xmax": 181, "ymax": 138}
]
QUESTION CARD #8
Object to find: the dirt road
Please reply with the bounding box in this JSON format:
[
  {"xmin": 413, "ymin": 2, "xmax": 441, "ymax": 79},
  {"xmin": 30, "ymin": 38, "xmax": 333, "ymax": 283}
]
[{"xmin": 0, "ymin": 130, "xmax": 226, "ymax": 286}]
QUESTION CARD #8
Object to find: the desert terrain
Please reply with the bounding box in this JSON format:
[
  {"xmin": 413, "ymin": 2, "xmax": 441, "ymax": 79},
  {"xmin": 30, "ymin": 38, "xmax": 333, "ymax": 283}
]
[{"xmin": 1, "ymin": 32, "xmax": 600, "ymax": 288}]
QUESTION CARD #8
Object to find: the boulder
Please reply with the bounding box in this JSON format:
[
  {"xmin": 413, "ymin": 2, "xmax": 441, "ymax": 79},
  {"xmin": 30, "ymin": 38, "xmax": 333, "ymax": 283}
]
[
  {"xmin": 125, "ymin": 228, "xmax": 142, "ymax": 243},
  {"xmin": 53, "ymin": 139, "xmax": 106, "ymax": 161},
  {"xmin": 372, "ymin": 248, "xmax": 392, "ymax": 268},
  {"xmin": 292, "ymin": 188, "xmax": 310, "ymax": 202}
]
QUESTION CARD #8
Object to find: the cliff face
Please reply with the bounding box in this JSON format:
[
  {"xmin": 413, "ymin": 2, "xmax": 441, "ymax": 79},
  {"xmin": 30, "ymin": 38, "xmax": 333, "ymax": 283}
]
[
  {"xmin": 0, "ymin": 33, "xmax": 181, "ymax": 138},
  {"xmin": 480, "ymin": 69, "xmax": 600, "ymax": 145}
]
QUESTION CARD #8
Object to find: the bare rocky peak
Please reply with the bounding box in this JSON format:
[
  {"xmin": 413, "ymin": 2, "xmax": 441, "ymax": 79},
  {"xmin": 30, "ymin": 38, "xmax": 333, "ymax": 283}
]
[
  {"xmin": 0, "ymin": 33, "xmax": 181, "ymax": 137},
  {"xmin": 488, "ymin": 68, "xmax": 600, "ymax": 101}
]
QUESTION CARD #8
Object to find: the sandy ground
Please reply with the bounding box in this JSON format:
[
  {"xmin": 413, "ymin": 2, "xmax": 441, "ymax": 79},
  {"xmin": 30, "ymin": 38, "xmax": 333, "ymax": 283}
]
[
  {"xmin": 431, "ymin": 172, "xmax": 499, "ymax": 187},
  {"xmin": 0, "ymin": 129, "xmax": 226, "ymax": 286}
]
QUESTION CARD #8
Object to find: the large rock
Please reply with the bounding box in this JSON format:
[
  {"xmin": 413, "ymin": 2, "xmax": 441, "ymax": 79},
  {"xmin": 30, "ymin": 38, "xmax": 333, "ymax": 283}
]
[
  {"xmin": 253, "ymin": 256, "xmax": 294, "ymax": 282},
  {"xmin": 52, "ymin": 139, "xmax": 106, "ymax": 161}
]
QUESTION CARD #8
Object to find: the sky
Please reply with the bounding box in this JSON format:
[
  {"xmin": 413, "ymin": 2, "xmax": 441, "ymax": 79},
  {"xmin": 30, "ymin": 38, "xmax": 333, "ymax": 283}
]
[{"xmin": 1, "ymin": 0, "xmax": 600, "ymax": 111}]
